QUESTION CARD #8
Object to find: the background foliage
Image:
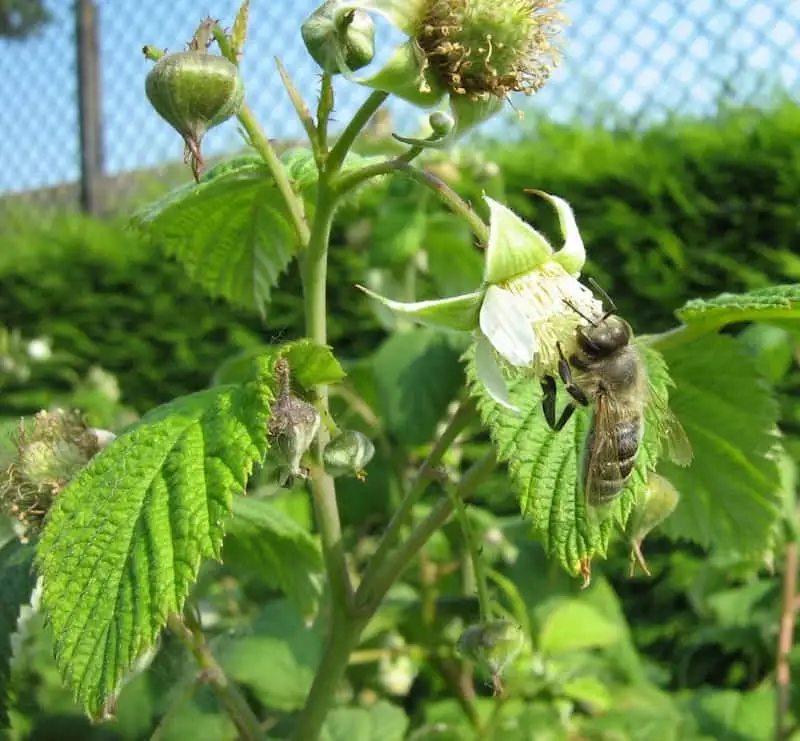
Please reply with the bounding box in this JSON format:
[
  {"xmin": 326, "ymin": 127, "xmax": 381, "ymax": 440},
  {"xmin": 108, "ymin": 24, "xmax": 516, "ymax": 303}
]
[{"xmin": 1, "ymin": 101, "xmax": 799, "ymax": 739}]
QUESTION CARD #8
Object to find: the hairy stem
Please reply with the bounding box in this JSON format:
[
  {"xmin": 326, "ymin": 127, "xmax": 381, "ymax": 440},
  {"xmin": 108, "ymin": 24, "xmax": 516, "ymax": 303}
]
[
  {"xmin": 356, "ymin": 397, "xmax": 478, "ymax": 608},
  {"xmin": 334, "ymin": 160, "xmax": 489, "ymax": 242},
  {"xmin": 327, "ymin": 90, "xmax": 388, "ymax": 172},
  {"xmin": 302, "ymin": 183, "xmax": 352, "ymax": 609},
  {"xmin": 448, "ymin": 487, "xmax": 492, "ymax": 621},
  {"xmin": 237, "ymin": 105, "xmax": 310, "ymax": 245},
  {"xmin": 776, "ymin": 539, "xmax": 798, "ymax": 741},
  {"xmin": 167, "ymin": 614, "xmax": 265, "ymax": 741}
]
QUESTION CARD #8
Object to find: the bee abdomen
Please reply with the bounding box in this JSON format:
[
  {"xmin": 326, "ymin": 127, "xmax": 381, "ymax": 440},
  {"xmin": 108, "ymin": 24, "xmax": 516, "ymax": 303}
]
[{"xmin": 616, "ymin": 419, "xmax": 642, "ymax": 471}]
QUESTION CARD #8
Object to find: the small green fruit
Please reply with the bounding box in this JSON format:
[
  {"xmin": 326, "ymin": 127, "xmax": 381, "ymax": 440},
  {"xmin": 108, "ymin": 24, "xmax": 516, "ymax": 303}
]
[
  {"xmin": 145, "ymin": 51, "xmax": 244, "ymax": 174},
  {"xmin": 456, "ymin": 620, "xmax": 525, "ymax": 679},
  {"xmin": 322, "ymin": 430, "xmax": 375, "ymax": 479},
  {"xmin": 626, "ymin": 473, "xmax": 680, "ymax": 576}
]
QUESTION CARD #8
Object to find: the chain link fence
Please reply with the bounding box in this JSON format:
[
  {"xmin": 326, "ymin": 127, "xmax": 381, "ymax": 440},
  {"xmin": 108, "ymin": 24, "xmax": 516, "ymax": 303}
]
[{"xmin": 0, "ymin": 0, "xmax": 798, "ymax": 213}]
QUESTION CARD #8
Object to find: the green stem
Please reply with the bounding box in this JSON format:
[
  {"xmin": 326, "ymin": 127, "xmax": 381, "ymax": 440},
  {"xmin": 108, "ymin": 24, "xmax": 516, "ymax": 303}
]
[
  {"xmin": 167, "ymin": 614, "xmax": 265, "ymax": 741},
  {"xmin": 317, "ymin": 73, "xmax": 335, "ymax": 157},
  {"xmin": 447, "ymin": 487, "xmax": 492, "ymax": 622},
  {"xmin": 327, "ymin": 90, "xmax": 388, "ymax": 172},
  {"xmin": 334, "ymin": 160, "xmax": 489, "ymax": 242},
  {"xmin": 302, "ymin": 183, "xmax": 352, "ymax": 609},
  {"xmin": 237, "ymin": 105, "xmax": 310, "ymax": 245},
  {"xmin": 275, "ymin": 57, "xmax": 319, "ymax": 161},
  {"xmin": 291, "ymin": 616, "xmax": 369, "ymax": 741},
  {"xmin": 360, "ymin": 450, "xmax": 497, "ymax": 613},
  {"xmin": 356, "ymin": 397, "xmax": 478, "ymax": 609}
]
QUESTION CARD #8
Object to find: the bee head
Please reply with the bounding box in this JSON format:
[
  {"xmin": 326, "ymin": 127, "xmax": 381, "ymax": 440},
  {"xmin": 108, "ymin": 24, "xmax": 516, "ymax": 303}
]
[{"xmin": 577, "ymin": 314, "xmax": 632, "ymax": 357}]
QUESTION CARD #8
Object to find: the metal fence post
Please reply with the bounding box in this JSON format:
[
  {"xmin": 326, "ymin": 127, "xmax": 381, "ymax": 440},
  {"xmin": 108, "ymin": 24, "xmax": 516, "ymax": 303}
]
[{"xmin": 76, "ymin": 0, "xmax": 104, "ymax": 214}]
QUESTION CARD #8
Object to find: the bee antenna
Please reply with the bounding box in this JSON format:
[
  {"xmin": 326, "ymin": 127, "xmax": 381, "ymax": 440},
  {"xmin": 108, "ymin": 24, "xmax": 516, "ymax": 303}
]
[
  {"xmin": 563, "ymin": 298, "xmax": 598, "ymax": 326},
  {"xmin": 587, "ymin": 277, "xmax": 618, "ymax": 315}
]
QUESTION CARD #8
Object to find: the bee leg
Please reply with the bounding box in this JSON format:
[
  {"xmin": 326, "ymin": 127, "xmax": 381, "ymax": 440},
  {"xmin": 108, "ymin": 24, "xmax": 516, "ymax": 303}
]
[
  {"xmin": 540, "ymin": 375, "xmax": 558, "ymax": 428},
  {"xmin": 556, "ymin": 344, "xmax": 590, "ymax": 407},
  {"xmin": 542, "ymin": 374, "xmax": 580, "ymax": 432}
]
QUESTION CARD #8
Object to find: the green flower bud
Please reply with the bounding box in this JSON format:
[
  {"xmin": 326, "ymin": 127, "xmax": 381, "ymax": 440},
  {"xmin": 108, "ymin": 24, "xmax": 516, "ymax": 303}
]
[
  {"xmin": 322, "ymin": 430, "xmax": 375, "ymax": 479},
  {"xmin": 0, "ymin": 410, "xmax": 107, "ymax": 541},
  {"xmin": 302, "ymin": 0, "xmax": 375, "ymax": 74},
  {"xmin": 268, "ymin": 359, "xmax": 321, "ymax": 487},
  {"xmin": 145, "ymin": 51, "xmax": 244, "ymax": 178},
  {"xmin": 428, "ymin": 110, "xmax": 455, "ymax": 137},
  {"xmin": 456, "ymin": 620, "xmax": 525, "ymax": 692},
  {"xmin": 626, "ymin": 474, "xmax": 680, "ymax": 576}
]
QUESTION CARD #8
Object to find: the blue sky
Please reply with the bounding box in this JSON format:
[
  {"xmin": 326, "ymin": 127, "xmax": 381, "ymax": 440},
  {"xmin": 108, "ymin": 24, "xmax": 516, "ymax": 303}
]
[{"xmin": 0, "ymin": 0, "xmax": 797, "ymax": 193}]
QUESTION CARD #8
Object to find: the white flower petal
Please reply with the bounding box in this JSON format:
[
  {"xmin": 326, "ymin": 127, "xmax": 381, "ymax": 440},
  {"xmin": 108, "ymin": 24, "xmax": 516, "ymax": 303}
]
[
  {"xmin": 527, "ymin": 190, "xmax": 586, "ymax": 276},
  {"xmin": 483, "ymin": 197, "xmax": 553, "ymax": 285},
  {"xmin": 474, "ymin": 334, "xmax": 518, "ymax": 412},
  {"xmin": 479, "ymin": 285, "xmax": 537, "ymax": 367}
]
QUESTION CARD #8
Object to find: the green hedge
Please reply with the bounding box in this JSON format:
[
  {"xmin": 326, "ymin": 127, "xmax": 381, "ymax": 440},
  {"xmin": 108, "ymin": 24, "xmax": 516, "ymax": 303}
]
[{"xmin": 1, "ymin": 101, "xmax": 798, "ymax": 412}]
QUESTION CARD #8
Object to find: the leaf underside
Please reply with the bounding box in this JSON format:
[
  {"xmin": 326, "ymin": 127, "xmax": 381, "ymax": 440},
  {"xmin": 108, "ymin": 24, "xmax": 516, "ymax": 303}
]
[{"xmin": 36, "ymin": 359, "xmax": 275, "ymax": 717}]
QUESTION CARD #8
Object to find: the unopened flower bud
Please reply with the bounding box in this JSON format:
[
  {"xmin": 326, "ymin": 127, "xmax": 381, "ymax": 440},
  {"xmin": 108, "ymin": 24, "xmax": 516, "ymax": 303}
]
[
  {"xmin": 456, "ymin": 620, "xmax": 525, "ymax": 693},
  {"xmin": 626, "ymin": 473, "xmax": 680, "ymax": 576},
  {"xmin": 268, "ymin": 359, "xmax": 320, "ymax": 487},
  {"xmin": 145, "ymin": 51, "xmax": 244, "ymax": 179},
  {"xmin": 0, "ymin": 410, "xmax": 106, "ymax": 541},
  {"xmin": 302, "ymin": 0, "xmax": 375, "ymax": 74},
  {"xmin": 428, "ymin": 110, "xmax": 455, "ymax": 137},
  {"xmin": 322, "ymin": 430, "xmax": 375, "ymax": 479}
]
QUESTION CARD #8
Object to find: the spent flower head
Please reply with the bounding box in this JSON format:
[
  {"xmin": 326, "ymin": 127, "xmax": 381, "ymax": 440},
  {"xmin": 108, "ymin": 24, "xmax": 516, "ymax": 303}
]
[
  {"xmin": 417, "ymin": 0, "xmax": 566, "ymax": 100},
  {"xmin": 0, "ymin": 410, "xmax": 115, "ymax": 542},
  {"xmin": 302, "ymin": 0, "xmax": 567, "ymax": 136},
  {"xmin": 358, "ymin": 191, "xmax": 602, "ymax": 410}
]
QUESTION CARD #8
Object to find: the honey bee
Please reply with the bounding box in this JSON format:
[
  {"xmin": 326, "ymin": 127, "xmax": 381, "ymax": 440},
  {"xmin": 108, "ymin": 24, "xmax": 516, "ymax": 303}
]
[{"xmin": 540, "ymin": 282, "xmax": 692, "ymax": 507}]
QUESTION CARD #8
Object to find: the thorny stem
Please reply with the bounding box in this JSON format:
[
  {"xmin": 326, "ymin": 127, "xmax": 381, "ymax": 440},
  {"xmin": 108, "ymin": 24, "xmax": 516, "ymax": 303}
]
[
  {"xmin": 167, "ymin": 614, "xmax": 265, "ymax": 741},
  {"xmin": 327, "ymin": 90, "xmax": 388, "ymax": 172},
  {"xmin": 356, "ymin": 397, "xmax": 479, "ymax": 608},
  {"xmin": 334, "ymin": 159, "xmax": 489, "ymax": 242},
  {"xmin": 317, "ymin": 73, "xmax": 335, "ymax": 157},
  {"xmin": 776, "ymin": 538, "xmax": 798, "ymax": 741}
]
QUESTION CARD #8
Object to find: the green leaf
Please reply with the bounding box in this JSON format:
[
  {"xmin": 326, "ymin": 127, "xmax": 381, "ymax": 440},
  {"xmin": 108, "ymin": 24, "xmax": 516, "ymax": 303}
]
[
  {"xmin": 374, "ymin": 328, "xmax": 465, "ymax": 446},
  {"xmin": 36, "ymin": 359, "xmax": 275, "ymax": 717},
  {"xmin": 321, "ymin": 701, "xmax": 409, "ymax": 741},
  {"xmin": 682, "ymin": 688, "xmax": 774, "ymax": 741},
  {"xmin": 538, "ymin": 600, "xmax": 621, "ymax": 655},
  {"xmin": 675, "ymin": 283, "xmax": 800, "ymax": 329},
  {"xmin": 212, "ymin": 339, "xmax": 345, "ymax": 391},
  {"xmin": 282, "ymin": 148, "xmax": 383, "ymax": 199},
  {"xmin": 281, "ymin": 338, "xmax": 346, "ymax": 389},
  {"xmin": 218, "ymin": 599, "xmax": 322, "ymax": 711},
  {"xmin": 223, "ymin": 496, "xmax": 323, "ymax": 619},
  {"xmin": 658, "ymin": 335, "xmax": 781, "ymax": 553},
  {"xmin": 0, "ymin": 539, "xmax": 36, "ymax": 727},
  {"xmin": 133, "ymin": 157, "xmax": 298, "ymax": 315},
  {"xmin": 466, "ymin": 343, "xmax": 672, "ymax": 574}
]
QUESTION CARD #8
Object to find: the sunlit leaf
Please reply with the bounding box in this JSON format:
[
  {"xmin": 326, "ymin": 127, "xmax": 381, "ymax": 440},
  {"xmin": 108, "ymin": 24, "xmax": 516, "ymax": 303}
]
[
  {"xmin": 675, "ymin": 283, "xmax": 800, "ymax": 329},
  {"xmin": 133, "ymin": 157, "xmax": 298, "ymax": 315},
  {"xmin": 36, "ymin": 359, "xmax": 275, "ymax": 717},
  {"xmin": 466, "ymin": 343, "xmax": 672, "ymax": 574}
]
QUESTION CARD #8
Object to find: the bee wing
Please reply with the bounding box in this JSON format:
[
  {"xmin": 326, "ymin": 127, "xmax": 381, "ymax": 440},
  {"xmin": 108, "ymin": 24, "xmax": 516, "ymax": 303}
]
[
  {"xmin": 583, "ymin": 395, "xmax": 624, "ymax": 507},
  {"xmin": 647, "ymin": 382, "xmax": 693, "ymax": 467}
]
